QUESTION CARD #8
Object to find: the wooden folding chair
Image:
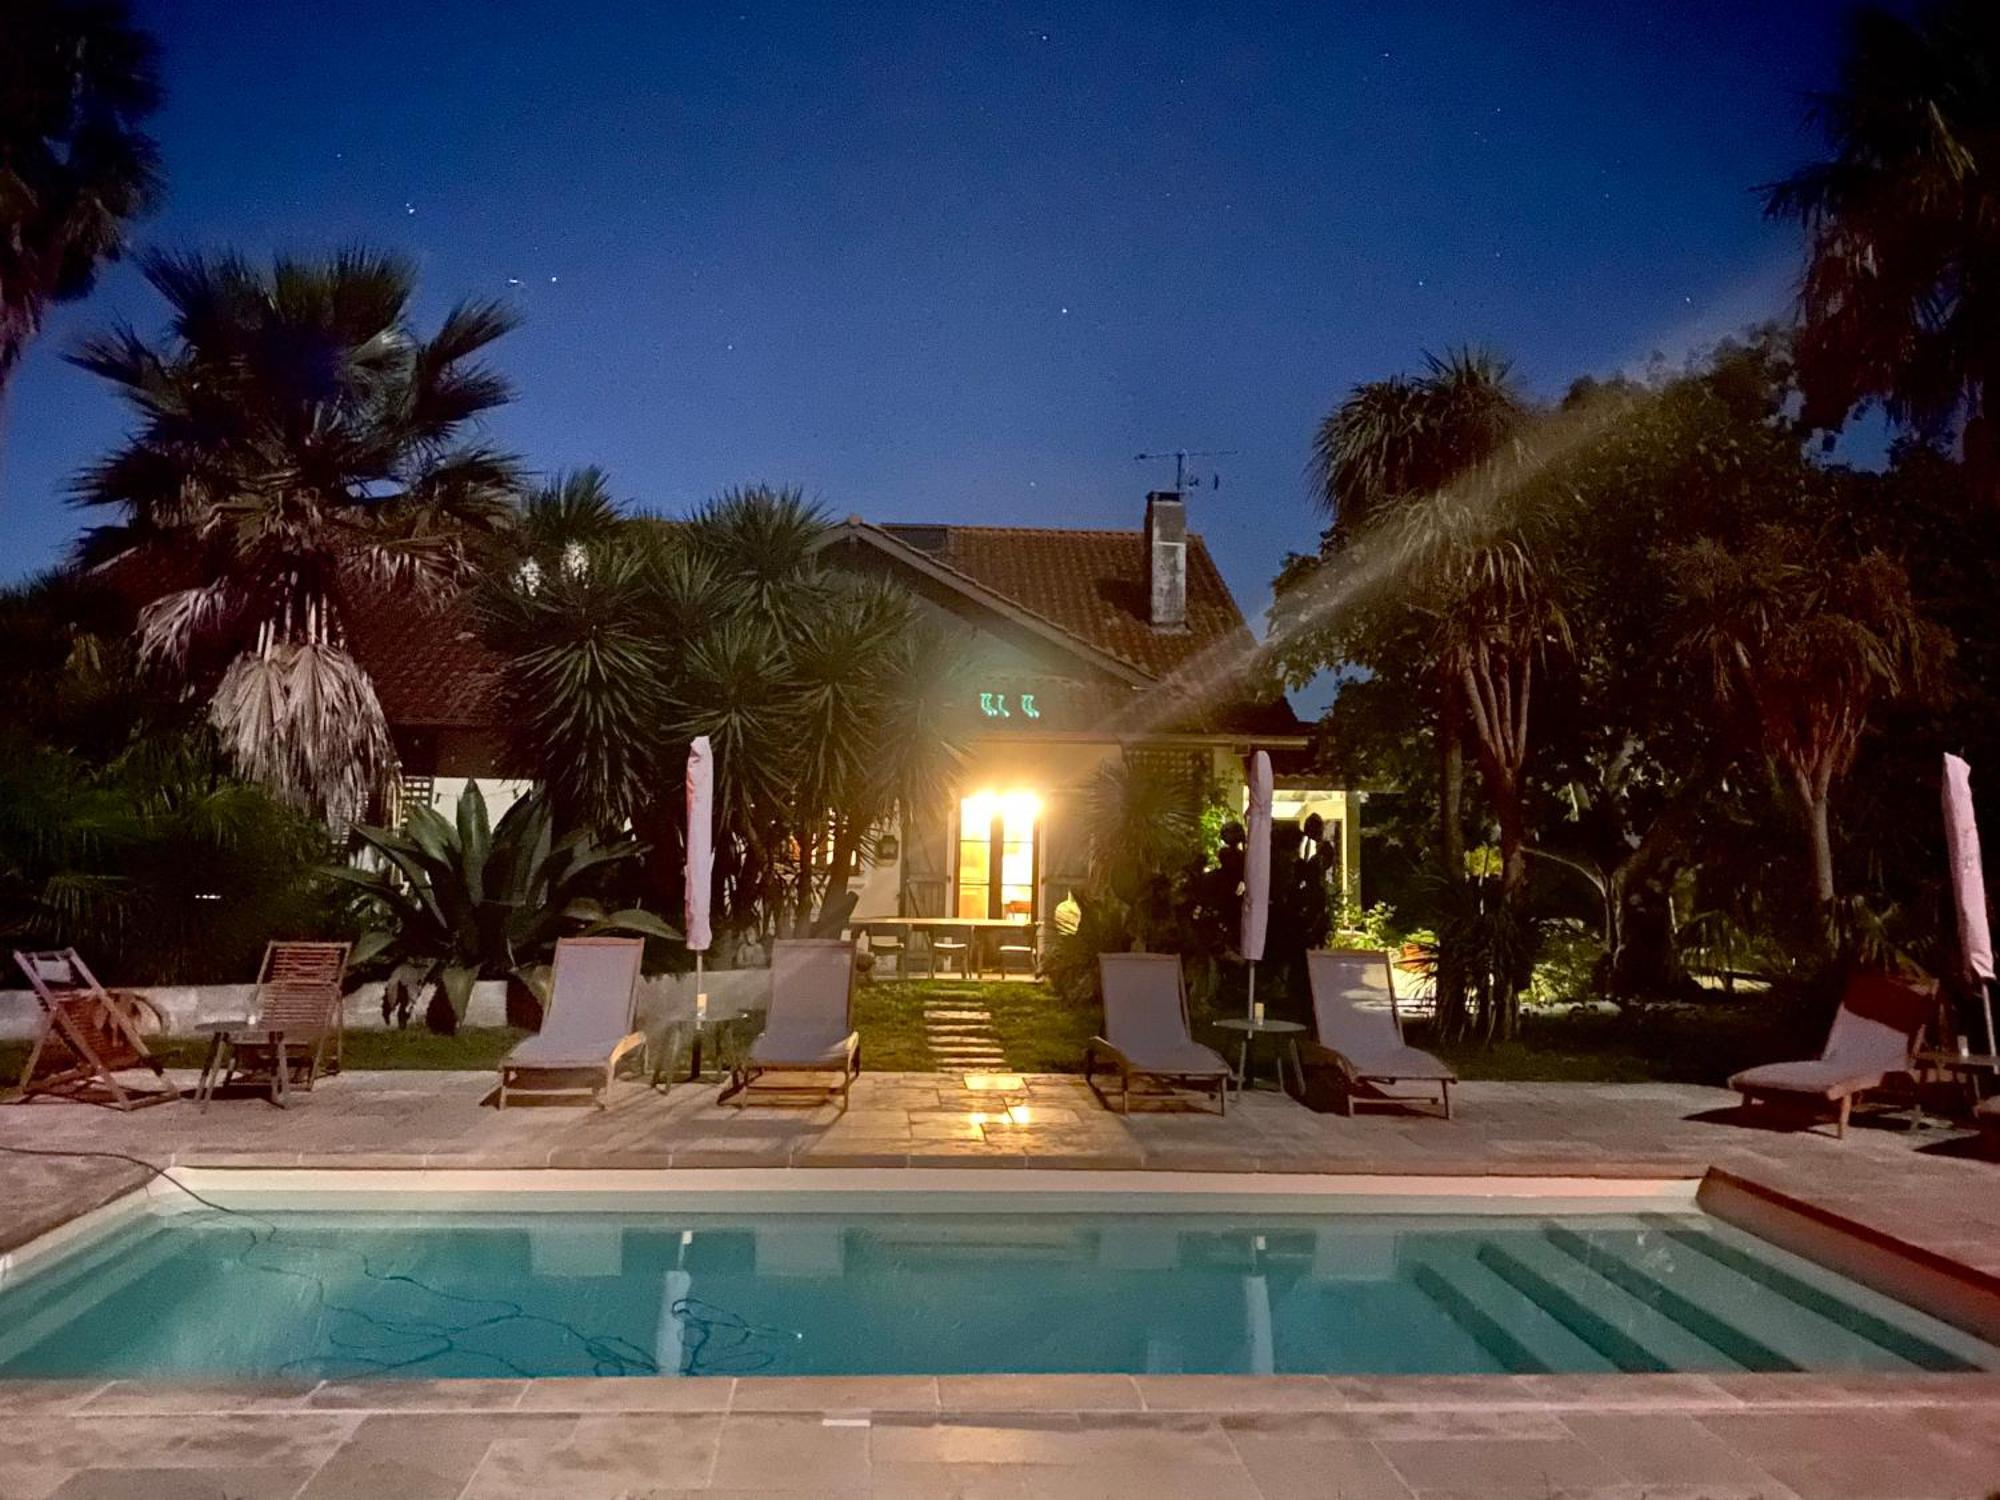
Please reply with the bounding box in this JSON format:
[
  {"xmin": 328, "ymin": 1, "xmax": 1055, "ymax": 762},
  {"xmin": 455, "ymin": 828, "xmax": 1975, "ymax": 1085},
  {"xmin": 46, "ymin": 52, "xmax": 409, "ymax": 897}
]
[
  {"xmin": 197, "ymin": 941, "xmax": 351, "ymax": 1110},
  {"xmin": 11, "ymin": 949, "xmax": 179, "ymax": 1109}
]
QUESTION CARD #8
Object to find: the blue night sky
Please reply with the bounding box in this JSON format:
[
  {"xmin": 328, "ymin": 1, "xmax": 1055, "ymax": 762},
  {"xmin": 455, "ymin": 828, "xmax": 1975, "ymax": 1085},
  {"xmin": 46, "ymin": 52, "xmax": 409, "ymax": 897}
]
[{"xmin": 0, "ymin": 0, "xmax": 1854, "ymax": 634}]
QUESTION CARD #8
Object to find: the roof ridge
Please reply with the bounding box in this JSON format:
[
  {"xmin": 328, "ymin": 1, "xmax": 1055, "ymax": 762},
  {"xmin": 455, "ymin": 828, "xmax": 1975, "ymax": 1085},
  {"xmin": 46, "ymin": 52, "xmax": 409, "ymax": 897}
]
[{"xmin": 877, "ymin": 521, "xmax": 1217, "ymax": 544}]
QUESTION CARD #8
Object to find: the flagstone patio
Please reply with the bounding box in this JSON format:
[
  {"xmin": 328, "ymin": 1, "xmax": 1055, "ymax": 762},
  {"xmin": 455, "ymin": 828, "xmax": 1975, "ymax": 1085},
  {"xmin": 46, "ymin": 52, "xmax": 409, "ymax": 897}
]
[{"xmin": 1, "ymin": 1073, "xmax": 1996, "ymax": 1497}]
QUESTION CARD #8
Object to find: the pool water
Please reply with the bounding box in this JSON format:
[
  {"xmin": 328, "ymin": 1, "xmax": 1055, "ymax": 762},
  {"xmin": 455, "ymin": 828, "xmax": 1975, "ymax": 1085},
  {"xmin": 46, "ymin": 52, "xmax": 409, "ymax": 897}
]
[{"xmin": 1, "ymin": 1208, "xmax": 1993, "ymax": 1381}]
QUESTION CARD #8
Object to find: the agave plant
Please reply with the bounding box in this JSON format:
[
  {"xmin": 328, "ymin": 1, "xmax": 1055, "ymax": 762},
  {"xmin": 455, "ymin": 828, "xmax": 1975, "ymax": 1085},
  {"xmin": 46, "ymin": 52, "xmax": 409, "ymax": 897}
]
[{"xmin": 331, "ymin": 781, "xmax": 676, "ymax": 1033}]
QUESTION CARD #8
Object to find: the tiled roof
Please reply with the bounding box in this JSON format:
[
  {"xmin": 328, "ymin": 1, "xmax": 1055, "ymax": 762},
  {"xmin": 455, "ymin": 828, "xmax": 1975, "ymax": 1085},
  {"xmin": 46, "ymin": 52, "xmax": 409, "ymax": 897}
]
[
  {"xmin": 867, "ymin": 522, "xmax": 1299, "ymax": 739},
  {"xmin": 93, "ymin": 517, "xmax": 1302, "ymax": 741},
  {"xmin": 874, "ymin": 524, "xmax": 1253, "ymax": 681},
  {"xmin": 91, "ymin": 547, "xmax": 506, "ymax": 729}
]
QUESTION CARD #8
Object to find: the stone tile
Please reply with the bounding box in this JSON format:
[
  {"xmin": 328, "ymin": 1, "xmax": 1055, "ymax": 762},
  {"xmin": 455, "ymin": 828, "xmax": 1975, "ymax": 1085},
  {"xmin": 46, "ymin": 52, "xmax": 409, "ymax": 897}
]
[
  {"xmin": 1222, "ymin": 1407, "xmax": 1574, "ymax": 1442},
  {"xmin": 0, "ymin": 1466, "xmax": 74, "ymax": 1500},
  {"xmin": 871, "ymin": 1414, "xmax": 1239, "ymax": 1467},
  {"xmin": 81, "ymin": 1380, "xmax": 319, "ymax": 1414},
  {"xmin": 1013, "ymin": 1461, "xmax": 1262, "ymax": 1499},
  {"xmin": 936, "ymin": 1375, "xmax": 1141, "ymax": 1412},
  {"xmin": 708, "ymin": 1413, "xmax": 872, "ymax": 1491},
  {"xmin": 296, "ymin": 1413, "xmax": 574, "ymax": 1500},
  {"xmin": 518, "ymin": 1375, "xmax": 734, "ymax": 1411},
  {"xmin": 1699, "ymin": 1409, "xmax": 2000, "ymax": 1499},
  {"xmin": 1374, "ymin": 1434, "xmax": 1622, "ymax": 1495},
  {"xmin": 1561, "ymin": 1412, "xmax": 1783, "ymax": 1488},
  {"xmin": 462, "ymin": 1412, "xmax": 722, "ymax": 1498},
  {"xmin": 50, "ymin": 1469, "xmax": 315, "ymax": 1500},
  {"xmin": 733, "ymin": 1376, "xmax": 940, "ymax": 1412},
  {"xmin": 162, "ymin": 1413, "xmax": 359, "ymax": 1469},
  {"xmin": 1135, "ymin": 1375, "xmax": 1338, "ymax": 1411},
  {"xmin": 1226, "ymin": 1434, "xmax": 1415, "ymax": 1500},
  {"xmin": 0, "ymin": 1381, "xmax": 110, "ymax": 1415},
  {"xmin": 869, "ymin": 1460, "xmax": 1029, "ymax": 1499},
  {"xmin": 304, "ymin": 1378, "xmax": 526, "ymax": 1411}
]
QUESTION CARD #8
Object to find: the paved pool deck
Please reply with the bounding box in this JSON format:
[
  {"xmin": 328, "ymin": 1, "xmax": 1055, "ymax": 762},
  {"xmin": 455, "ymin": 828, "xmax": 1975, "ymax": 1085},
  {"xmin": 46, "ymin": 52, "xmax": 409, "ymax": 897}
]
[{"xmin": 0, "ymin": 1071, "xmax": 1996, "ymax": 1498}]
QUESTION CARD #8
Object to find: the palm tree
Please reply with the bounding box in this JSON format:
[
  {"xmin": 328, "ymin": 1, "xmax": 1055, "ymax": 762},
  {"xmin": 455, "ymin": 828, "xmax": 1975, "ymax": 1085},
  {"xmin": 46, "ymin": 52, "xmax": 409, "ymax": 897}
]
[
  {"xmin": 0, "ymin": 0, "xmax": 163, "ymax": 406},
  {"xmin": 1763, "ymin": 1, "xmax": 2000, "ymax": 485},
  {"xmin": 1312, "ymin": 349, "xmax": 1526, "ymax": 540},
  {"xmin": 1669, "ymin": 523, "xmax": 1948, "ymax": 930},
  {"xmin": 71, "ymin": 249, "xmax": 522, "ymax": 826},
  {"xmin": 482, "ymin": 483, "xmax": 973, "ymax": 938},
  {"xmin": 1309, "ymin": 350, "xmax": 1529, "ymax": 921}
]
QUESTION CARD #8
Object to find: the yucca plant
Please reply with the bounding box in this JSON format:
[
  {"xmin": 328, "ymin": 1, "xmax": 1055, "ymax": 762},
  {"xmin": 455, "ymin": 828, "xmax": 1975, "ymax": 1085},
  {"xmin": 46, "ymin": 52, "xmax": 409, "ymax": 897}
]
[{"xmin": 331, "ymin": 780, "xmax": 676, "ymax": 1033}]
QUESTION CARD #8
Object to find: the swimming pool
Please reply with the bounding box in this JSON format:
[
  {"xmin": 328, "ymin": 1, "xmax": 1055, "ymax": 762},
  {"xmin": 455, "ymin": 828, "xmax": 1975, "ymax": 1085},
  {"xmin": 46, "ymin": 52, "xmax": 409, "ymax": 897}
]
[{"xmin": 0, "ymin": 1171, "xmax": 1992, "ymax": 1381}]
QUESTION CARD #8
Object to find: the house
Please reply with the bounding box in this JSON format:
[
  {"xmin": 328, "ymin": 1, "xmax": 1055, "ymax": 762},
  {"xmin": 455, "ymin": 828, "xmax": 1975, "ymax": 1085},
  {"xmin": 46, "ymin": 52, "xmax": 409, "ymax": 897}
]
[
  {"xmin": 102, "ymin": 489, "xmax": 1360, "ymax": 936},
  {"xmin": 817, "ymin": 493, "xmax": 1358, "ymax": 929}
]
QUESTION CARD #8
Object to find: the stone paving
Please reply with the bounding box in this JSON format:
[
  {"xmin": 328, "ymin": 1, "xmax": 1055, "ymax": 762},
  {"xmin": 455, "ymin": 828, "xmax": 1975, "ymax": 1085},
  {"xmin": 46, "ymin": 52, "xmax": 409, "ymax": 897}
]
[{"xmin": 0, "ymin": 1071, "xmax": 1996, "ymax": 1497}]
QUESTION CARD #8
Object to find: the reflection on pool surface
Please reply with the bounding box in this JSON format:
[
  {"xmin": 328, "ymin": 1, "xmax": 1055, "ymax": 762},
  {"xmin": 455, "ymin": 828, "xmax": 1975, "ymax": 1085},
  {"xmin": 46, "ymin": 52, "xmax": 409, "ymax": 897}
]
[{"xmin": 2, "ymin": 1207, "xmax": 1994, "ymax": 1380}]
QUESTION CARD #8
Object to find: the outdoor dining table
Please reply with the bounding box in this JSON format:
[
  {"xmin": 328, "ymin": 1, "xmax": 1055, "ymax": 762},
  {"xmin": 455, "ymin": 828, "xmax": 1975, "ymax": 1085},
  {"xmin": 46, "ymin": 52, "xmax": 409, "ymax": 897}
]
[{"xmin": 850, "ymin": 916, "xmax": 1038, "ymax": 977}]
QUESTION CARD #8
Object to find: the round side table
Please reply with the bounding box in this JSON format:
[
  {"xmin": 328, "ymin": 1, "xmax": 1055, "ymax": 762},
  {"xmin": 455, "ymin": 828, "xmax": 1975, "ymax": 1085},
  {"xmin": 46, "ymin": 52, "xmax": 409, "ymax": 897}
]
[{"xmin": 1213, "ymin": 1017, "xmax": 1307, "ymax": 1097}]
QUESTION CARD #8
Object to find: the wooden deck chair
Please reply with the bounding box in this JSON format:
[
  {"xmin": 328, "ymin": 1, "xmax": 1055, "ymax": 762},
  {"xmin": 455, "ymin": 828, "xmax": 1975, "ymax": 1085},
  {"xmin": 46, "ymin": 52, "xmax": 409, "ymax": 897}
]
[
  {"xmin": 11, "ymin": 949, "xmax": 178, "ymax": 1109},
  {"xmin": 197, "ymin": 940, "xmax": 351, "ymax": 1110},
  {"xmin": 1729, "ymin": 971, "xmax": 1935, "ymax": 1138}
]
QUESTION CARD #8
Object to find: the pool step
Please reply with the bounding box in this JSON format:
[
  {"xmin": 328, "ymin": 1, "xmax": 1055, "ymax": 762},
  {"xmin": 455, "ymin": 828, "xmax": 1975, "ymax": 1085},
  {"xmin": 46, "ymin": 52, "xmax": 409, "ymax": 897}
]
[
  {"xmin": 1540, "ymin": 1225, "xmax": 1799, "ymax": 1372},
  {"xmin": 1634, "ymin": 1217, "xmax": 1980, "ymax": 1373},
  {"xmin": 1409, "ymin": 1250, "xmax": 1619, "ymax": 1375}
]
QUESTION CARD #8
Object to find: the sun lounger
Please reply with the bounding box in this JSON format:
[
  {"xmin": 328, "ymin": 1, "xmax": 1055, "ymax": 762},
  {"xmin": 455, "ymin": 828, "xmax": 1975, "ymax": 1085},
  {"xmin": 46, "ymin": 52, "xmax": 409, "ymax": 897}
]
[
  {"xmin": 1304, "ymin": 948, "xmax": 1457, "ymax": 1118},
  {"xmin": 497, "ymin": 937, "xmax": 648, "ymax": 1108},
  {"xmin": 1728, "ymin": 971, "xmax": 1936, "ymax": 1138},
  {"xmin": 727, "ymin": 938, "xmax": 860, "ymax": 1108},
  {"xmin": 1085, "ymin": 952, "xmax": 1231, "ymax": 1114},
  {"xmin": 10, "ymin": 948, "xmax": 178, "ymax": 1109},
  {"xmin": 196, "ymin": 940, "xmax": 352, "ymax": 1109}
]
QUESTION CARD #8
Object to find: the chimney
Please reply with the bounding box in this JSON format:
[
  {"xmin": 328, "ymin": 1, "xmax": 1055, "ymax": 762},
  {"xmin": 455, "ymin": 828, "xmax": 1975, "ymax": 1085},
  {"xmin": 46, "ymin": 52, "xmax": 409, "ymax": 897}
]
[{"xmin": 1144, "ymin": 490, "xmax": 1187, "ymax": 630}]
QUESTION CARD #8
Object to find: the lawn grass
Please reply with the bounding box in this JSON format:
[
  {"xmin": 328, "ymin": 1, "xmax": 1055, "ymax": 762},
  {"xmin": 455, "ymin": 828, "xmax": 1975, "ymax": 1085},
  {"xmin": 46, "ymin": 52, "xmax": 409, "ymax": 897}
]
[
  {"xmin": 0, "ymin": 989, "xmax": 1792, "ymax": 1087},
  {"xmin": 1417, "ymin": 1003, "xmax": 1789, "ymax": 1087}
]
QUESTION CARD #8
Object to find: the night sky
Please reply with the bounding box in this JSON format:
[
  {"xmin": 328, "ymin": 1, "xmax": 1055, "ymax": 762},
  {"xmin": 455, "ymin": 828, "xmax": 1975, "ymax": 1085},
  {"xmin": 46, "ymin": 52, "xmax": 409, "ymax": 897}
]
[{"xmin": 0, "ymin": 0, "xmax": 1854, "ymax": 641}]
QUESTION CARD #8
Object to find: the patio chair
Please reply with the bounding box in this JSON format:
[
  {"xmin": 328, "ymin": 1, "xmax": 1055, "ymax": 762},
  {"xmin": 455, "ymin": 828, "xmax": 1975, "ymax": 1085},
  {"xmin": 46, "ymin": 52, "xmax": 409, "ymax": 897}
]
[
  {"xmin": 1084, "ymin": 952, "xmax": 1231, "ymax": 1115},
  {"xmin": 497, "ymin": 937, "xmax": 648, "ymax": 1109},
  {"xmin": 862, "ymin": 923, "xmax": 910, "ymax": 980},
  {"xmin": 1728, "ymin": 971, "xmax": 1936, "ymax": 1139},
  {"xmin": 727, "ymin": 938, "xmax": 861, "ymax": 1109},
  {"xmin": 10, "ymin": 948, "xmax": 178, "ymax": 1109},
  {"xmin": 195, "ymin": 944, "xmax": 352, "ymax": 1112},
  {"xmin": 197, "ymin": 939, "xmax": 353, "ymax": 1110},
  {"xmin": 1303, "ymin": 948, "xmax": 1457, "ymax": 1119}
]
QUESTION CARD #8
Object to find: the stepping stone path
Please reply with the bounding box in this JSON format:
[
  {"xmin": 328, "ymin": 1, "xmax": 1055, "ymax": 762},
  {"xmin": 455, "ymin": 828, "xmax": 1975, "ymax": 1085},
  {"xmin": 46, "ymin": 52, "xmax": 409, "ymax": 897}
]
[{"xmin": 923, "ymin": 1001, "xmax": 1007, "ymax": 1071}]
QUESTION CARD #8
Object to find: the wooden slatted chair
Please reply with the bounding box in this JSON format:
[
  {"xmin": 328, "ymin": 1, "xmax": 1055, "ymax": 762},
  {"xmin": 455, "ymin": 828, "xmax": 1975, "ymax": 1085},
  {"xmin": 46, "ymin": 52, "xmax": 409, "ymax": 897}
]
[
  {"xmin": 11, "ymin": 949, "xmax": 178, "ymax": 1109},
  {"xmin": 197, "ymin": 941, "xmax": 351, "ymax": 1109}
]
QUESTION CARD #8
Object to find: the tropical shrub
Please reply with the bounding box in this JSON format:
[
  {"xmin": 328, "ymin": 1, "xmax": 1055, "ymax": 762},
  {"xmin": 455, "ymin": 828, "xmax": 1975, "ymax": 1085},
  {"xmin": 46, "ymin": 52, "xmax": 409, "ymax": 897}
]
[
  {"xmin": 479, "ymin": 479, "xmax": 974, "ymax": 941},
  {"xmin": 0, "ymin": 729, "xmax": 340, "ymax": 984},
  {"xmin": 331, "ymin": 781, "xmax": 676, "ymax": 1033}
]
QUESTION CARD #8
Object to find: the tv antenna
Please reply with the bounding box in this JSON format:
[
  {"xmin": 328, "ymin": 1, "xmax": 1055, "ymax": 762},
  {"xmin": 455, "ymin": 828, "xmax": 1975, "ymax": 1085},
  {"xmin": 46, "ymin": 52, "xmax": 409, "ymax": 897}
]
[{"xmin": 1135, "ymin": 448, "xmax": 1237, "ymax": 495}]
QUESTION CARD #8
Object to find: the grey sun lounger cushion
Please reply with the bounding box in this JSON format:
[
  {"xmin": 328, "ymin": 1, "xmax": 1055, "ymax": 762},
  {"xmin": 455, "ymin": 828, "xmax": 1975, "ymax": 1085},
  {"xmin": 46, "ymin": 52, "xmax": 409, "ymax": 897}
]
[
  {"xmin": 1305, "ymin": 949, "xmax": 1456, "ymax": 1117},
  {"xmin": 748, "ymin": 940, "xmax": 858, "ymax": 1065},
  {"xmin": 1086, "ymin": 953, "xmax": 1230, "ymax": 1114},
  {"xmin": 730, "ymin": 939, "xmax": 861, "ymax": 1107},
  {"xmin": 749, "ymin": 1028, "xmax": 855, "ymax": 1068},
  {"xmin": 497, "ymin": 937, "xmax": 646, "ymax": 1106},
  {"xmin": 1729, "ymin": 971, "xmax": 1934, "ymax": 1103}
]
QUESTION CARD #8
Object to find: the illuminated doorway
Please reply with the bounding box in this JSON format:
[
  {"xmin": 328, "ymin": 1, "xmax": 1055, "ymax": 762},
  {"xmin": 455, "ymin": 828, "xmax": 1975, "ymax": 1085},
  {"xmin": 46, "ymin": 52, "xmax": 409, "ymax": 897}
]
[{"xmin": 956, "ymin": 791, "xmax": 1040, "ymax": 920}]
